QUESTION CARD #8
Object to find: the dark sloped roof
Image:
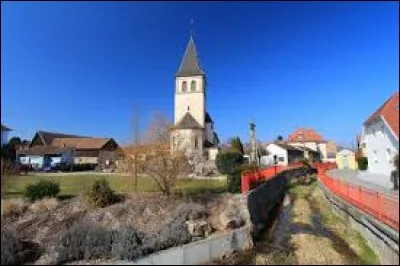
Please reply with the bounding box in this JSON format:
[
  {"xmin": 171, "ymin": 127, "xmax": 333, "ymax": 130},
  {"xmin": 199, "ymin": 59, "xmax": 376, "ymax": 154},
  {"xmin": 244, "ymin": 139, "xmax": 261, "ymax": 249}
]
[
  {"xmin": 176, "ymin": 36, "xmax": 205, "ymax": 77},
  {"xmin": 205, "ymin": 112, "xmax": 213, "ymax": 123},
  {"xmin": 174, "ymin": 112, "xmax": 203, "ymax": 129},
  {"xmin": 52, "ymin": 138, "xmax": 113, "ymax": 150},
  {"xmin": 274, "ymin": 143, "xmax": 300, "ymax": 151},
  {"xmin": 37, "ymin": 131, "xmax": 89, "ymax": 145},
  {"xmin": 1, "ymin": 124, "xmax": 11, "ymax": 131},
  {"xmin": 17, "ymin": 146, "xmax": 71, "ymax": 156}
]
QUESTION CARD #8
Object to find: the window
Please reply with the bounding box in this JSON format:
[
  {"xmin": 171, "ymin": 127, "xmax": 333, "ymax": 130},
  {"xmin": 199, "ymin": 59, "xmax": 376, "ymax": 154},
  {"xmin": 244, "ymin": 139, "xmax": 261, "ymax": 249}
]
[
  {"xmin": 191, "ymin": 80, "xmax": 196, "ymax": 91},
  {"xmin": 187, "ymin": 106, "xmax": 190, "ymax": 111},
  {"xmin": 278, "ymin": 157, "xmax": 285, "ymax": 162},
  {"xmin": 194, "ymin": 136, "xmax": 198, "ymax": 149},
  {"xmin": 182, "ymin": 81, "xmax": 187, "ymax": 92}
]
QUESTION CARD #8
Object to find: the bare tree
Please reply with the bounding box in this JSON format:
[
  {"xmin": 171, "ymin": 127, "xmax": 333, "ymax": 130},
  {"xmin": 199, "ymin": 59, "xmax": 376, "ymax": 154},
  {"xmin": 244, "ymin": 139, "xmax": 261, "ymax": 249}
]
[{"xmin": 133, "ymin": 113, "xmax": 191, "ymax": 195}]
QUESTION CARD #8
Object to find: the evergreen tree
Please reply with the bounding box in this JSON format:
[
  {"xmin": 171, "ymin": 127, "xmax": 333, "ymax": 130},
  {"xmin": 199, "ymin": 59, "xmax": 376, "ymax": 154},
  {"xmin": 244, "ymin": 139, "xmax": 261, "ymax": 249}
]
[{"xmin": 230, "ymin": 136, "xmax": 244, "ymax": 154}]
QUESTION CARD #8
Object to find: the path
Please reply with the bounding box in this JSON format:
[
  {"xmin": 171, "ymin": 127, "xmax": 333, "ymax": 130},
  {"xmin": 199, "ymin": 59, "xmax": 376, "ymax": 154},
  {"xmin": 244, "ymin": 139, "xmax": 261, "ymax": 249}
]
[{"xmin": 328, "ymin": 169, "xmax": 399, "ymax": 198}]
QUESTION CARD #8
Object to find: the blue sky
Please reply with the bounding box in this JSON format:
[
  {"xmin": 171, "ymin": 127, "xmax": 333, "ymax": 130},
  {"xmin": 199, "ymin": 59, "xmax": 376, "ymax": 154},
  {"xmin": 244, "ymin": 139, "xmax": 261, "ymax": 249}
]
[{"xmin": 1, "ymin": 1, "xmax": 398, "ymax": 147}]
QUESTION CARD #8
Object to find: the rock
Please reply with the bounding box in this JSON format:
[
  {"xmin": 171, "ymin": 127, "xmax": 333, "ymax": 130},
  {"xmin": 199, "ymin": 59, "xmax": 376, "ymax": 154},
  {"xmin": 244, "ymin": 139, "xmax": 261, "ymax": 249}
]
[
  {"xmin": 186, "ymin": 220, "xmax": 212, "ymax": 237},
  {"xmin": 219, "ymin": 213, "xmax": 244, "ymax": 230}
]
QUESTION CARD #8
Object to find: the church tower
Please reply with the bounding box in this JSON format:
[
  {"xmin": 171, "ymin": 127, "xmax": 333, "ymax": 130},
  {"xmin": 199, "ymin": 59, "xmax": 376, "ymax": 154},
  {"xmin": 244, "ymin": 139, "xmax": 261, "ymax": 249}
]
[
  {"xmin": 174, "ymin": 35, "xmax": 206, "ymax": 128},
  {"xmin": 172, "ymin": 34, "xmax": 219, "ymax": 160}
]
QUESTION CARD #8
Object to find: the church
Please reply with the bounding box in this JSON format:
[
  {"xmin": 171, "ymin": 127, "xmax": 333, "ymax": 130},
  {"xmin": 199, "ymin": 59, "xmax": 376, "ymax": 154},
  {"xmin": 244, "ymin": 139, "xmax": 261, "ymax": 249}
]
[{"xmin": 171, "ymin": 35, "xmax": 220, "ymax": 161}]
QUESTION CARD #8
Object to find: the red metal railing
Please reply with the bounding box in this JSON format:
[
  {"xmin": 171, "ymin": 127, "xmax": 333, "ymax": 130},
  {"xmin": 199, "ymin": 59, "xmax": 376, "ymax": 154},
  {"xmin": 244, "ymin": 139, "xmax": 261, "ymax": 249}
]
[
  {"xmin": 318, "ymin": 169, "xmax": 399, "ymax": 232},
  {"xmin": 241, "ymin": 161, "xmax": 398, "ymax": 231}
]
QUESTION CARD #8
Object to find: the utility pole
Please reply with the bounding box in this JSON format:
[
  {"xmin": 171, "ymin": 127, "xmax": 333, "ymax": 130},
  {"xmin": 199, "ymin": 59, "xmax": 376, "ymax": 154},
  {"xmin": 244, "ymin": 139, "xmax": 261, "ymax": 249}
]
[{"xmin": 133, "ymin": 108, "xmax": 140, "ymax": 192}]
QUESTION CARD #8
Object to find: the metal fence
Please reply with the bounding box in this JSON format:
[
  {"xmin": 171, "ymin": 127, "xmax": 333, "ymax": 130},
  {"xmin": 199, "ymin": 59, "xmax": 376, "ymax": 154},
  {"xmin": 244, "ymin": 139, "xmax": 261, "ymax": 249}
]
[{"xmin": 241, "ymin": 161, "xmax": 399, "ymax": 232}]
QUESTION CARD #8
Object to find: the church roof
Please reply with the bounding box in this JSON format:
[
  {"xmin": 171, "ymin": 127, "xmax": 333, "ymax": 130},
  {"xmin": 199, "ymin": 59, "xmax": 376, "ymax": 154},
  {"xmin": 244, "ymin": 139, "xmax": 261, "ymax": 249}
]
[
  {"xmin": 176, "ymin": 36, "xmax": 205, "ymax": 77},
  {"xmin": 205, "ymin": 112, "xmax": 213, "ymax": 123},
  {"xmin": 174, "ymin": 112, "xmax": 203, "ymax": 129}
]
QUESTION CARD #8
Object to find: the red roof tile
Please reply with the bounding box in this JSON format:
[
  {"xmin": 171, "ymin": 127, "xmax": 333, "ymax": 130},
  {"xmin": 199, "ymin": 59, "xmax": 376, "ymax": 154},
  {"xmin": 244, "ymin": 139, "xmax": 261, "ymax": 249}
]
[
  {"xmin": 364, "ymin": 91, "xmax": 399, "ymax": 138},
  {"xmin": 288, "ymin": 128, "xmax": 325, "ymax": 142}
]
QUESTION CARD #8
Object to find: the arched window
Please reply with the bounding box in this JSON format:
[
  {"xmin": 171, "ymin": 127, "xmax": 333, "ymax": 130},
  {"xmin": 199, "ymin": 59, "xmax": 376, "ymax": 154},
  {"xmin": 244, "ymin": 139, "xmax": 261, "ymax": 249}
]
[
  {"xmin": 182, "ymin": 81, "xmax": 187, "ymax": 92},
  {"xmin": 191, "ymin": 80, "xmax": 196, "ymax": 92}
]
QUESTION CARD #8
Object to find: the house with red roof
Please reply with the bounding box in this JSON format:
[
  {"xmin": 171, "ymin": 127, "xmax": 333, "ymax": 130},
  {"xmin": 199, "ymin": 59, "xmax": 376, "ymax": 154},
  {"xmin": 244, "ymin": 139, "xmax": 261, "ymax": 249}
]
[
  {"xmin": 362, "ymin": 91, "xmax": 399, "ymax": 176},
  {"xmin": 286, "ymin": 128, "xmax": 329, "ymax": 162}
]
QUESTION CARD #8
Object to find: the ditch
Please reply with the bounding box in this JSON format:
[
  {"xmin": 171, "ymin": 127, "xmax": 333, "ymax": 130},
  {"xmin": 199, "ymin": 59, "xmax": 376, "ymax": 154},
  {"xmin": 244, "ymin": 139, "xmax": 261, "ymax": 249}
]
[{"xmin": 211, "ymin": 178, "xmax": 379, "ymax": 265}]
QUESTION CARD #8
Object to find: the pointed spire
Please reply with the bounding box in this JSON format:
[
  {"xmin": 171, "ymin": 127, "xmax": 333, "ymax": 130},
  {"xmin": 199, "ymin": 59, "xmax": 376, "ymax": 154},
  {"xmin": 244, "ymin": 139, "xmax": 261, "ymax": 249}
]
[{"xmin": 176, "ymin": 34, "xmax": 205, "ymax": 77}]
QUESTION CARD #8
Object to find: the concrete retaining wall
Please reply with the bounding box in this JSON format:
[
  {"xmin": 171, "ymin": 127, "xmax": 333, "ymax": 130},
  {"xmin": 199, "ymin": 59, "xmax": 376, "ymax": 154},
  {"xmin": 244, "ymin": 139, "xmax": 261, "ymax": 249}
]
[
  {"xmin": 319, "ymin": 182, "xmax": 399, "ymax": 265},
  {"xmin": 114, "ymin": 227, "xmax": 252, "ymax": 265}
]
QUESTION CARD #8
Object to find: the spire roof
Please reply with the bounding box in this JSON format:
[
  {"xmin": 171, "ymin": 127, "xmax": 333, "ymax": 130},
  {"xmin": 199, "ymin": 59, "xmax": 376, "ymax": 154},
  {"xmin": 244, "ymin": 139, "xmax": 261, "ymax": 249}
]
[{"xmin": 176, "ymin": 36, "xmax": 205, "ymax": 77}]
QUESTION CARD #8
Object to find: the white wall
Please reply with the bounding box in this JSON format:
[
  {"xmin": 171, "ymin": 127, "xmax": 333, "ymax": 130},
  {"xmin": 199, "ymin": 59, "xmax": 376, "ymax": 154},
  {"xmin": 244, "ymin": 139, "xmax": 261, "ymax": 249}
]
[
  {"xmin": 207, "ymin": 148, "xmax": 219, "ymax": 161},
  {"xmin": 364, "ymin": 118, "xmax": 399, "ymax": 176},
  {"xmin": 266, "ymin": 144, "xmax": 288, "ymax": 166},
  {"xmin": 175, "ymin": 76, "xmax": 205, "ymax": 128},
  {"xmin": 74, "ymin": 157, "xmax": 98, "ymax": 164},
  {"xmin": 173, "ymin": 129, "xmax": 203, "ymax": 155}
]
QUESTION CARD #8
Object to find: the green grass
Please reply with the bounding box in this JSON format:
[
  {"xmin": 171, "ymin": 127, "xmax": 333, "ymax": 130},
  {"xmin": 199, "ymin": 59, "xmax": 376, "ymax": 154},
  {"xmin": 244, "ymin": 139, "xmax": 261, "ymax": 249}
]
[{"xmin": 3, "ymin": 174, "xmax": 227, "ymax": 199}]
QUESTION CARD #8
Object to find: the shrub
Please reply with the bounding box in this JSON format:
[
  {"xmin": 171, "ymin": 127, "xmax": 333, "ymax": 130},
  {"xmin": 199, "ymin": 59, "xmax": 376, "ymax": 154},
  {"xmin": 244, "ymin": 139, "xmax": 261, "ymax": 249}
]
[
  {"xmin": 301, "ymin": 158, "xmax": 312, "ymax": 169},
  {"xmin": 86, "ymin": 178, "xmax": 118, "ymax": 208},
  {"xmin": 1, "ymin": 229, "xmax": 23, "ymax": 265},
  {"xmin": 54, "ymin": 223, "xmax": 114, "ymax": 264},
  {"xmin": 111, "ymin": 227, "xmax": 145, "ymax": 260},
  {"xmin": 357, "ymin": 157, "xmax": 368, "ymax": 170},
  {"xmin": 1, "ymin": 229, "xmax": 41, "ymax": 265},
  {"xmin": 29, "ymin": 198, "xmax": 58, "ymax": 213},
  {"xmin": 1, "ymin": 199, "xmax": 28, "ymax": 217},
  {"xmin": 227, "ymin": 170, "xmax": 242, "ymax": 193},
  {"xmin": 216, "ymin": 151, "xmax": 244, "ymax": 175},
  {"xmin": 24, "ymin": 180, "xmax": 60, "ymax": 202}
]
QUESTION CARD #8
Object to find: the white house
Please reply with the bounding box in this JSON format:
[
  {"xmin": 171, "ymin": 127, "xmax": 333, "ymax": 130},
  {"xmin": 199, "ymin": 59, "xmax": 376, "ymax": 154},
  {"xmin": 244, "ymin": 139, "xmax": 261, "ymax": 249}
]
[
  {"xmin": 1, "ymin": 124, "xmax": 12, "ymax": 146},
  {"xmin": 171, "ymin": 34, "xmax": 219, "ymax": 160},
  {"xmin": 265, "ymin": 143, "xmax": 317, "ymax": 166},
  {"xmin": 362, "ymin": 91, "xmax": 399, "ymax": 176}
]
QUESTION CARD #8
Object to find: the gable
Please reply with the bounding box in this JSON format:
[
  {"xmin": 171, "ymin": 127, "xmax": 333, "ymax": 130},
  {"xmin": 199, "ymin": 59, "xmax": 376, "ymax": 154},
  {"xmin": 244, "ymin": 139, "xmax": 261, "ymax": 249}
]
[{"xmin": 30, "ymin": 133, "xmax": 46, "ymax": 147}]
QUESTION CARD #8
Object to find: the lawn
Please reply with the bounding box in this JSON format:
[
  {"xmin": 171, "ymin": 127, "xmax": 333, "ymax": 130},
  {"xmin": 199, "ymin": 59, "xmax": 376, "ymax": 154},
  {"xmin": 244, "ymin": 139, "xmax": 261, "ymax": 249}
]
[{"xmin": 3, "ymin": 174, "xmax": 228, "ymax": 199}]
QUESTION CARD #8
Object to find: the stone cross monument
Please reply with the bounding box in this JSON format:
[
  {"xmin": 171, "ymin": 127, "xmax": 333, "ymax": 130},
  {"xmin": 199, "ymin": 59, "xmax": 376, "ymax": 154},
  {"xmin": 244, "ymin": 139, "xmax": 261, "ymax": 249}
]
[{"xmin": 249, "ymin": 121, "xmax": 258, "ymax": 164}]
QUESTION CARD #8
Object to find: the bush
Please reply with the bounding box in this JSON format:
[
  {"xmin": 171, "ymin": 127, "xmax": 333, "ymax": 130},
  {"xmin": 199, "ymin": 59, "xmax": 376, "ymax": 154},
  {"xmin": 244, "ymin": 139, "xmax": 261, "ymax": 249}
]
[
  {"xmin": 28, "ymin": 198, "xmax": 58, "ymax": 213},
  {"xmin": 391, "ymin": 154, "xmax": 399, "ymax": 190},
  {"xmin": 301, "ymin": 158, "xmax": 312, "ymax": 169},
  {"xmin": 86, "ymin": 178, "xmax": 118, "ymax": 208},
  {"xmin": 227, "ymin": 171, "xmax": 242, "ymax": 193},
  {"xmin": 24, "ymin": 180, "xmax": 60, "ymax": 202},
  {"xmin": 1, "ymin": 229, "xmax": 40, "ymax": 265},
  {"xmin": 54, "ymin": 223, "xmax": 114, "ymax": 264},
  {"xmin": 357, "ymin": 157, "xmax": 368, "ymax": 170},
  {"xmin": 216, "ymin": 151, "xmax": 244, "ymax": 174},
  {"xmin": 1, "ymin": 199, "xmax": 28, "ymax": 217}
]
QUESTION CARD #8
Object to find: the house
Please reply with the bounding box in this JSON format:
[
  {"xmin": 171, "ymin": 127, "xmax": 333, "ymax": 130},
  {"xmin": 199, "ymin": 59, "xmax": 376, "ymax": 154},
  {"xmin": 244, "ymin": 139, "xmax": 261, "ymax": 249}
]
[
  {"xmin": 171, "ymin": 34, "xmax": 220, "ymax": 161},
  {"xmin": 1, "ymin": 124, "xmax": 12, "ymax": 146},
  {"xmin": 17, "ymin": 130, "xmax": 121, "ymax": 169},
  {"xmin": 326, "ymin": 140, "xmax": 338, "ymax": 163},
  {"xmin": 362, "ymin": 91, "xmax": 399, "ymax": 176},
  {"xmin": 286, "ymin": 128, "xmax": 328, "ymax": 162},
  {"xmin": 265, "ymin": 142, "xmax": 320, "ymax": 166},
  {"xmin": 336, "ymin": 149, "xmax": 357, "ymax": 170}
]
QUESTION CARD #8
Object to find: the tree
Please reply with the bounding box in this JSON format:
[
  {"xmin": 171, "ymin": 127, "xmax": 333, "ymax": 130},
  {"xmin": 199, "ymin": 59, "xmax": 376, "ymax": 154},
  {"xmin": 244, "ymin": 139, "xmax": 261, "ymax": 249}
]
[
  {"xmin": 1, "ymin": 137, "xmax": 22, "ymax": 163},
  {"xmin": 391, "ymin": 154, "xmax": 399, "ymax": 190},
  {"xmin": 130, "ymin": 113, "xmax": 191, "ymax": 195},
  {"xmin": 230, "ymin": 136, "xmax": 244, "ymax": 154}
]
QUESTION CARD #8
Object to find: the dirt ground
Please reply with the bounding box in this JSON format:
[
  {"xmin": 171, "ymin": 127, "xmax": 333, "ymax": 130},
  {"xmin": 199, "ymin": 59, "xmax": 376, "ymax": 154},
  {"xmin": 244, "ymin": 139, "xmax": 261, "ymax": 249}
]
[{"xmin": 1, "ymin": 191, "xmax": 242, "ymax": 265}]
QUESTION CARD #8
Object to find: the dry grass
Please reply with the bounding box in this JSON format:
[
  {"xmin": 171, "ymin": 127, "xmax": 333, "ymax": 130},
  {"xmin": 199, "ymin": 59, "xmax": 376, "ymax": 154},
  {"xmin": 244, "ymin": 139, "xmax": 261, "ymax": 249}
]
[
  {"xmin": 29, "ymin": 198, "xmax": 59, "ymax": 213},
  {"xmin": 1, "ymin": 198, "xmax": 28, "ymax": 216},
  {"xmin": 291, "ymin": 233, "xmax": 347, "ymax": 265},
  {"xmin": 291, "ymin": 198, "xmax": 311, "ymax": 225}
]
